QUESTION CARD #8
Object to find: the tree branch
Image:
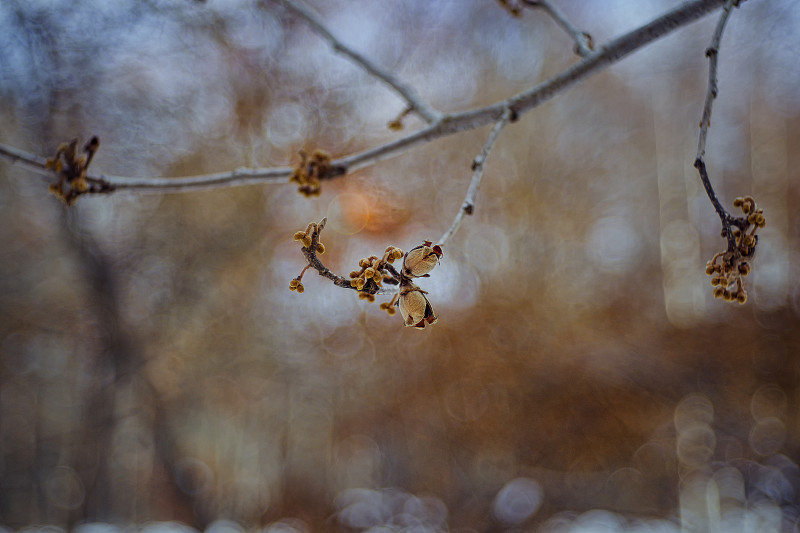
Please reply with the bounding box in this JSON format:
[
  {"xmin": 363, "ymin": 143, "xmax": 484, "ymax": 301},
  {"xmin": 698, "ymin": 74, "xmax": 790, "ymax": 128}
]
[
  {"xmin": 694, "ymin": 0, "xmax": 740, "ymax": 252},
  {"xmin": 522, "ymin": 0, "xmax": 594, "ymax": 57},
  {"xmin": 439, "ymin": 108, "xmax": 513, "ymax": 247},
  {"xmin": 278, "ymin": 0, "xmax": 441, "ymax": 124},
  {"xmin": 0, "ymin": 0, "xmax": 739, "ymax": 196}
]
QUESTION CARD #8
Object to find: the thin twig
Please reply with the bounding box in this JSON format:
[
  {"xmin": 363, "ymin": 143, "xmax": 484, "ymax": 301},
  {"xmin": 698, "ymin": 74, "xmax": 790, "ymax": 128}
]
[
  {"xmin": 696, "ymin": 0, "xmax": 737, "ymax": 161},
  {"xmin": 279, "ymin": 0, "xmax": 441, "ymax": 124},
  {"xmin": 522, "ymin": 0, "xmax": 594, "ymax": 57},
  {"xmin": 439, "ymin": 108, "xmax": 513, "ymax": 246},
  {"xmin": 0, "ymin": 143, "xmax": 50, "ymax": 175},
  {"xmin": 694, "ymin": 0, "xmax": 740, "ymax": 252},
  {"xmin": 299, "ymin": 218, "xmax": 355, "ymax": 290},
  {"xmin": 1, "ymin": 0, "xmax": 738, "ymax": 196}
]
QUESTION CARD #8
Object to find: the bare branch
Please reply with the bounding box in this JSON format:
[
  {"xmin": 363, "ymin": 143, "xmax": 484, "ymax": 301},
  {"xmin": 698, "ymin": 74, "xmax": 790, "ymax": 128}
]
[
  {"xmin": 522, "ymin": 0, "xmax": 594, "ymax": 57},
  {"xmin": 0, "ymin": 142, "xmax": 50, "ymax": 176},
  {"xmin": 439, "ymin": 108, "xmax": 513, "ymax": 247},
  {"xmin": 278, "ymin": 0, "xmax": 441, "ymax": 124},
  {"xmin": 694, "ymin": 0, "xmax": 740, "ymax": 252},
  {"xmin": 1, "ymin": 0, "xmax": 738, "ymax": 197},
  {"xmin": 696, "ymin": 0, "xmax": 738, "ymax": 162}
]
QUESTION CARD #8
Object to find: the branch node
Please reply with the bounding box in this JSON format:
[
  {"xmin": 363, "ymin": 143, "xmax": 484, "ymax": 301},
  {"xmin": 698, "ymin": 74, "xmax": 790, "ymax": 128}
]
[{"xmin": 46, "ymin": 135, "xmax": 101, "ymax": 205}]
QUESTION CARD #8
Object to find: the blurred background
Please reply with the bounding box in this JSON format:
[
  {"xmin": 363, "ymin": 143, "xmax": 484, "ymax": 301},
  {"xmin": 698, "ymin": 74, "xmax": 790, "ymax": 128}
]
[{"xmin": 1, "ymin": 0, "xmax": 799, "ymax": 531}]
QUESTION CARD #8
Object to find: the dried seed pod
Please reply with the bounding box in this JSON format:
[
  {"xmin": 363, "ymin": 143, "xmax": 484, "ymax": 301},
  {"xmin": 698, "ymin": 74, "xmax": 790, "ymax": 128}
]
[
  {"xmin": 402, "ymin": 241, "xmax": 443, "ymax": 278},
  {"xmin": 398, "ymin": 281, "xmax": 438, "ymax": 329}
]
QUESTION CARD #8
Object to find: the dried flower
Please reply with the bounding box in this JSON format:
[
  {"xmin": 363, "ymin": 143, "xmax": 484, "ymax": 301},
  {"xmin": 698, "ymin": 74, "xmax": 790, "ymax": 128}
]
[
  {"xmin": 402, "ymin": 241, "xmax": 443, "ymax": 278},
  {"xmin": 398, "ymin": 280, "xmax": 437, "ymax": 329}
]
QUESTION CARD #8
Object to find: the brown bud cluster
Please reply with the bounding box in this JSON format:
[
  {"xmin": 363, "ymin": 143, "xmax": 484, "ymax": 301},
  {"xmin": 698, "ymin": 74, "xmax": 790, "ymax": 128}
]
[
  {"xmin": 350, "ymin": 246, "xmax": 404, "ymax": 296},
  {"xmin": 289, "ymin": 219, "xmax": 327, "ymax": 294},
  {"xmin": 706, "ymin": 196, "xmax": 765, "ymax": 305},
  {"xmin": 292, "ymin": 222, "xmax": 325, "ymax": 254},
  {"xmin": 288, "ymin": 278, "xmax": 305, "ymax": 293},
  {"xmin": 289, "ymin": 149, "xmax": 331, "ymax": 197},
  {"xmin": 46, "ymin": 136, "xmax": 100, "ymax": 205}
]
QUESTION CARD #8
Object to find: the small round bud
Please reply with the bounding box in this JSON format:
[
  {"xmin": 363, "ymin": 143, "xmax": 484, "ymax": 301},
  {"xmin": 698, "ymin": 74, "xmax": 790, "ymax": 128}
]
[
  {"xmin": 295, "ymin": 283, "xmax": 304, "ymax": 294},
  {"xmin": 350, "ymin": 271, "xmax": 360, "ymax": 278},
  {"xmin": 713, "ymin": 286, "xmax": 724, "ymax": 298},
  {"xmin": 705, "ymin": 264, "xmax": 715, "ymax": 275},
  {"xmin": 73, "ymin": 178, "xmax": 88, "ymax": 193},
  {"xmin": 722, "ymin": 290, "xmax": 733, "ymax": 301},
  {"xmin": 359, "ymin": 258, "xmax": 370, "ymax": 268},
  {"xmin": 302, "ymin": 235, "xmax": 312, "ymax": 248},
  {"xmin": 710, "ymin": 276, "xmax": 721, "ymax": 286},
  {"xmin": 350, "ymin": 279, "xmax": 358, "ymax": 287},
  {"xmin": 733, "ymin": 197, "xmax": 743, "ymax": 207},
  {"xmin": 316, "ymin": 243, "xmax": 325, "ymax": 254},
  {"xmin": 736, "ymin": 291, "xmax": 747, "ymax": 304},
  {"xmin": 364, "ymin": 267, "xmax": 375, "ymax": 278},
  {"xmin": 356, "ymin": 278, "xmax": 366, "ymax": 290},
  {"xmin": 293, "ymin": 231, "xmax": 306, "ymax": 241},
  {"xmin": 738, "ymin": 262, "xmax": 751, "ymax": 276}
]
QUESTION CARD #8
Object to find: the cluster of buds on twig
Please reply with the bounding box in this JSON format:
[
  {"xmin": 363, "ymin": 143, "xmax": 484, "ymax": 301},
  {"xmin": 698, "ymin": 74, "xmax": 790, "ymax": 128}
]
[
  {"xmin": 289, "ymin": 220, "xmax": 328, "ymax": 293},
  {"xmin": 289, "ymin": 149, "xmax": 346, "ymax": 197},
  {"xmin": 705, "ymin": 196, "xmax": 765, "ymax": 304},
  {"xmin": 289, "ymin": 219, "xmax": 444, "ymax": 329},
  {"xmin": 349, "ymin": 246, "xmax": 404, "ymax": 302},
  {"xmin": 45, "ymin": 136, "xmax": 100, "ymax": 205}
]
